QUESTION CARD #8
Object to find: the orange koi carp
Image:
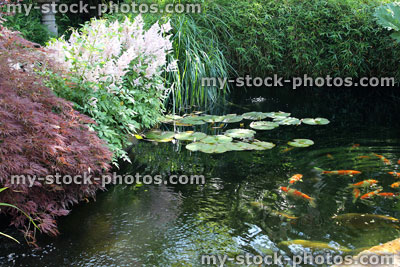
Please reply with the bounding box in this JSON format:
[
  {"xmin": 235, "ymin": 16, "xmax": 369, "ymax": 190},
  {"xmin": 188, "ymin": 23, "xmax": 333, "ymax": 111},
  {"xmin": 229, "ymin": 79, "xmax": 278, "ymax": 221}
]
[
  {"xmin": 378, "ymin": 192, "xmax": 399, "ymax": 198},
  {"xmin": 350, "ymin": 179, "xmax": 378, "ymax": 188},
  {"xmin": 280, "ymin": 187, "xmax": 316, "ymax": 207},
  {"xmin": 322, "ymin": 170, "xmax": 361, "ymax": 176},
  {"xmin": 391, "ymin": 182, "xmax": 400, "ymax": 188},
  {"xmin": 352, "ymin": 188, "xmax": 361, "ymax": 200},
  {"xmin": 388, "ymin": 172, "xmax": 400, "ymax": 178},
  {"xmin": 360, "ymin": 189, "xmax": 383, "ymax": 199},
  {"xmin": 289, "ymin": 174, "xmax": 303, "ymax": 184},
  {"xmin": 374, "ymin": 153, "xmax": 391, "ymax": 165}
]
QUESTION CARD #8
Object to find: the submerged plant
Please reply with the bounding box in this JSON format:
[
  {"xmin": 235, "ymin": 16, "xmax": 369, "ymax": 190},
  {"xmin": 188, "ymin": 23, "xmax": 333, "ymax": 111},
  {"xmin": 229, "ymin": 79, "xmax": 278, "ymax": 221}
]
[{"xmin": 0, "ymin": 188, "xmax": 38, "ymax": 244}]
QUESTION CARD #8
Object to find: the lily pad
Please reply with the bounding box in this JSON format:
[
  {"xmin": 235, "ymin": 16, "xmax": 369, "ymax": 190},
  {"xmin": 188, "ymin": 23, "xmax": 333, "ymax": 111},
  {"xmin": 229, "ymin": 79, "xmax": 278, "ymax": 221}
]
[
  {"xmin": 250, "ymin": 121, "xmax": 279, "ymax": 130},
  {"xmin": 225, "ymin": 129, "xmax": 256, "ymax": 139},
  {"xmin": 252, "ymin": 141, "xmax": 276, "ymax": 150},
  {"xmin": 200, "ymin": 115, "xmax": 226, "ymax": 123},
  {"xmin": 265, "ymin": 112, "xmax": 291, "ymax": 119},
  {"xmin": 242, "ymin": 112, "xmax": 269, "ymax": 120},
  {"xmin": 221, "ymin": 114, "xmax": 243, "ymax": 123},
  {"xmin": 302, "ymin": 118, "xmax": 330, "ymax": 125},
  {"xmin": 201, "ymin": 135, "xmax": 233, "ymax": 144},
  {"xmin": 288, "ymin": 139, "xmax": 314, "ymax": 147},
  {"xmin": 228, "ymin": 142, "xmax": 259, "ymax": 151},
  {"xmin": 145, "ymin": 131, "xmax": 175, "ymax": 142},
  {"xmin": 274, "ymin": 117, "xmax": 301, "ymax": 125},
  {"xmin": 175, "ymin": 132, "xmax": 207, "ymax": 141},
  {"xmin": 160, "ymin": 114, "xmax": 182, "ymax": 123},
  {"xmin": 186, "ymin": 142, "xmax": 230, "ymax": 154},
  {"xmin": 177, "ymin": 116, "xmax": 206, "ymax": 126}
]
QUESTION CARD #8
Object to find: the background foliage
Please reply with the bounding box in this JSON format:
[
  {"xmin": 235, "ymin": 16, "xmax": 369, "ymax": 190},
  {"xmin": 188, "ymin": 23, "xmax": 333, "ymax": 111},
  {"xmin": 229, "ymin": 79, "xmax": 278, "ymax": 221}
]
[{"xmin": 204, "ymin": 0, "xmax": 400, "ymax": 80}]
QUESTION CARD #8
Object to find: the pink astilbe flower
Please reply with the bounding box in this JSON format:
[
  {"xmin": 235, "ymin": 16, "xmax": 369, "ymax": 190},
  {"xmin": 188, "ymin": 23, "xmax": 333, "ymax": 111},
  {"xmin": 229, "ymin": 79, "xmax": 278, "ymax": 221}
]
[{"xmin": 47, "ymin": 15, "xmax": 176, "ymax": 95}]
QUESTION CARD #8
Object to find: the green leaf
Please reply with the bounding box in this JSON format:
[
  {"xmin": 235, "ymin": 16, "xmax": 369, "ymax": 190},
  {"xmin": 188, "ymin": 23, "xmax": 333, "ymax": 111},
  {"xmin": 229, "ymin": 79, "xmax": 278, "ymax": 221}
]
[
  {"xmin": 250, "ymin": 121, "xmax": 279, "ymax": 130},
  {"xmin": 175, "ymin": 132, "xmax": 207, "ymax": 141},
  {"xmin": 375, "ymin": 3, "xmax": 400, "ymax": 31},
  {"xmin": 288, "ymin": 139, "xmax": 315, "ymax": 147},
  {"xmin": 242, "ymin": 112, "xmax": 269, "ymax": 120},
  {"xmin": 225, "ymin": 129, "xmax": 256, "ymax": 139},
  {"xmin": 144, "ymin": 131, "xmax": 175, "ymax": 142},
  {"xmin": 201, "ymin": 135, "xmax": 233, "ymax": 144},
  {"xmin": 302, "ymin": 118, "xmax": 330, "ymax": 125}
]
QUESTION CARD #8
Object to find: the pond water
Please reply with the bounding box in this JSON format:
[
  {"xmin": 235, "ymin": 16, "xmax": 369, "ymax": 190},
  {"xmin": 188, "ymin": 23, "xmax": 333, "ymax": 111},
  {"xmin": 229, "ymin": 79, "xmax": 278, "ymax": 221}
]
[{"xmin": 1, "ymin": 87, "xmax": 400, "ymax": 266}]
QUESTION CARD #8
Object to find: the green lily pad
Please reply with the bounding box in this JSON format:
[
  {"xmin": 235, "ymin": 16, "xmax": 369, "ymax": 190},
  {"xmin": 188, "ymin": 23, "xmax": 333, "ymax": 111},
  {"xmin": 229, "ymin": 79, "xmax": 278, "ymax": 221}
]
[
  {"xmin": 242, "ymin": 112, "xmax": 269, "ymax": 120},
  {"xmin": 274, "ymin": 117, "xmax": 301, "ymax": 125},
  {"xmin": 265, "ymin": 112, "xmax": 291, "ymax": 119},
  {"xmin": 252, "ymin": 141, "xmax": 276, "ymax": 150},
  {"xmin": 221, "ymin": 114, "xmax": 243, "ymax": 123},
  {"xmin": 160, "ymin": 114, "xmax": 182, "ymax": 123},
  {"xmin": 145, "ymin": 131, "xmax": 175, "ymax": 142},
  {"xmin": 250, "ymin": 121, "xmax": 279, "ymax": 130},
  {"xmin": 200, "ymin": 115, "xmax": 226, "ymax": 123},
  {"xmin": 186, "ymin": 142, "xmax": 230, "ymax": 154},
  {"xmin": 225, "ymin": 129, "xmax": 256, "ymax": 139},
  {"xmin": 228, "ymin": 142, "xmax": 259, "ymax": 151},
  {"xmin": 302, "ymin": 118, "xmax": 330, "ymax": 125},
  {"xmin": 201, "ymin": 135, "xmax": 233, "ymax": 144},
  {"xmin": 288, "ymin": 139, "xmax": 314, "ymax": 147},
  {"xmin": 174, "ymin": 132, "xmax": 207, "ymax": 141},
  {"xmin": 177, "ymin": 116, "xmax": 206, "ymax": 126}
]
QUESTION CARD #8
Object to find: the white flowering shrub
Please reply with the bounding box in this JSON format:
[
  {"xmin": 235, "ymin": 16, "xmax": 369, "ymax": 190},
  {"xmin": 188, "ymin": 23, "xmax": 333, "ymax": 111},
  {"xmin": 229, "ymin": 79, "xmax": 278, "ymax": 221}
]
[{"xmin": 46, "ymin": 16, "xmax": 177, "ymax": 164}]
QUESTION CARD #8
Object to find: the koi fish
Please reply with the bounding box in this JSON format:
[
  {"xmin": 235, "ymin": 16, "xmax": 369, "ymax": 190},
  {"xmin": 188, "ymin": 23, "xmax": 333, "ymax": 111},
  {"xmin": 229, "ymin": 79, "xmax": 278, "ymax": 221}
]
[
  {"xmin": 289, "ymin": 174, "xmax": 303, "ymax": 184},
  {"xmin": 398, "ymin": 159, "xmax": 400, "ymax": 164},
  {"xmin": 326, "ymin": 154, "xmax": 334, "ymax": 159},
  {"xmin": 377, "ymin": 192, "xmax": 399, "ymax": 198},
  {"xmin": 280, "ymin": 187, "xmax": 316, "ymax": 207},
  {"xmin": 333, "ymin": 213, "xmax": 399, "ymax": 229},
  {"xmin": 281, "ymin": 147, "xmax": 294, "ymax": 153},
  {"xmin": 352, "ymin": 188, "xmax": 361, "ymax": 200},
  {"xmin": 391, "ymin": 182, "xmax": 400, "ymax": 188},
  {"xmin": 349, "ymin": 179, "xmax": 378, "ymax": 188},
  {"xmin": 322, "ymin": 170, "xmax": 361, "ymax": 176},
  {"xmin": 360, "ymin": 189, "xmax": 382, "ymax": 199},
  {"xmin": 278, "ymin": 240, "xmax": 352, "ymax": 253},
  {"xmin": 358, "ymin": 156, "xmax": 370, "ymax": 159},
  {"xmin": 374, "ymin": 153, "xmax": 391, "ymax": 165},
  {"xmin": 270, "ymin": 210, "xmax": 299, "ymax": 220},
  {"xmin": 351, "ymin": 144, "xmax": 360, "ymax": 149},
  {"xmin": 388, "ymin": 172, "xmax": 400, "ymax": 178}
]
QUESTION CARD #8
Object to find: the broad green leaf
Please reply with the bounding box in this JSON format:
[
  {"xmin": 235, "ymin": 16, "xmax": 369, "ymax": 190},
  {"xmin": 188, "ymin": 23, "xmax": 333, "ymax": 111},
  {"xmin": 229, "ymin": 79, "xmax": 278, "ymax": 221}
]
[
  {"xmin": 252, "ymin": 141, "xmax": 276, "ymax": 150},
  {"xmin": 145, "ymin": 131, "xmax": 175, "ymax": 142},
  {"xmin": 288, "ymin": 139, "xmax": 314, "ymax": 147},
  {"xmin": 225, "ymin": 129, "xmax": 256, "ymax": 139},
  {"xmin": 175, "ymin": 132, "xmax": 207, "ymax": 141},
  {"xmin": 302, "ymin": 118, "xmax": 330, "ymax": 125},
  {"xmin": 250, "ymin": 121, "xmax": 279, "ymax": 130},
  {"xmin": 274, "ymin": 117, "xmax": 301, "ymax": 125},
  {"xmin": 201, "ymin": 135, "xmax": 233, "ymax": 144},
  {"xmin": 242, "ymin": 112, "xmax": 268, "ymax": 120},
  {"xmin": 375, "ymin": 3, "xmax": 400, "ymax": 32},
  {"xmin": 265, "ymin": 112, "xmax": 291, "ymax": 119}
]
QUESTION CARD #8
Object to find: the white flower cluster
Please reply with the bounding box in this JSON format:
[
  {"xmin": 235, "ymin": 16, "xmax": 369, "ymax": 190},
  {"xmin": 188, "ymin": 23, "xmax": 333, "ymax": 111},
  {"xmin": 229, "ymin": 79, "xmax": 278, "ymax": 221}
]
[{"xmin": 47, "ymin": 15, "xmax": 177, "ymax": 92}]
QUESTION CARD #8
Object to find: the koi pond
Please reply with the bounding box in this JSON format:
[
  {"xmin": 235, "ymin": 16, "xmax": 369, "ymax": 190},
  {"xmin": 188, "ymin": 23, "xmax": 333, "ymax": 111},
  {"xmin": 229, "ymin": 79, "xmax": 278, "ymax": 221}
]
[{"xmin": 1, "ymin": 88, "xmax": 400, "ymax": 266}]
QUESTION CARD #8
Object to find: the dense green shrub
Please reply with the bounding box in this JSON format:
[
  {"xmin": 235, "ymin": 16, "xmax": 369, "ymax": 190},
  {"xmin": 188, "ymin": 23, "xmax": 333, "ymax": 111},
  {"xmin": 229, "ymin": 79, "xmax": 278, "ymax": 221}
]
[
  {"xmin": 206, "ymin": 0, "xmax": 400, "ymax": 80},
  {"xmin": 2, "ymin": 3, "xmax": 52, "ymax": 45}
]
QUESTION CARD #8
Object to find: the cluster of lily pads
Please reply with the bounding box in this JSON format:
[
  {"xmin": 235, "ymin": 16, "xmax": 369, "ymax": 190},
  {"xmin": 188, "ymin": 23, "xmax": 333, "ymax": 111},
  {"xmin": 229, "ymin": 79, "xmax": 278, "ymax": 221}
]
[{"xmin": 142, "ymin": 111, "xmax": 329, "ymax": 154}]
